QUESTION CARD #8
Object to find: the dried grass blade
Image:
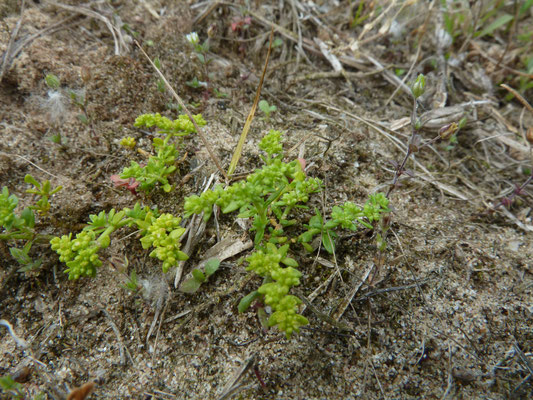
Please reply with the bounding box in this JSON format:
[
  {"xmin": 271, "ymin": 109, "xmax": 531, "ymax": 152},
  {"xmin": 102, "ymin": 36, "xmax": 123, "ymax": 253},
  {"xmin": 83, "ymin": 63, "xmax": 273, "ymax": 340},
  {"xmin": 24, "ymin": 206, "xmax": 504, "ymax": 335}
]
[{"xmin": 227, "ymin": 28, "xmax": 274, "ymax": 177}]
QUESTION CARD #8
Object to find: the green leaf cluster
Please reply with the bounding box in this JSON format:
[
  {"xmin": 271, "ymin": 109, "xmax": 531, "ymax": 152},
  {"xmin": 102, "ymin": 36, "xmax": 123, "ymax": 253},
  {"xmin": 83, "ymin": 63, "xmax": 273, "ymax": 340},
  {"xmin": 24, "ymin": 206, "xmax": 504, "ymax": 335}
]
[
  {"xmin": 185, "ymin": 130, "xmax": 319, "ymax": 337},
  {"xmin": 24, "ymin": 174, "xmax": 62, "ymax": 216},
  {"xmin": 1, "ymin": 177, "xmax": 62, "ymax": 272},
  {"xmin": 0, "ymin": 187, "xmax": 22, "ymax": 231},
  {"xmin": 299, "ymin": 193, "xmax": 390, "ymax": 254},
  {"xmin": 134, "ymin": 113, "xmax": 206, "ymax": 136},
  {"xmin": 139, "ymin": 213, "xmax": 188, "ymax": 273},
  {"xmin": 120, "ymin": 113, "xmax": 206, "ymax": 192},
  {"xmin": 184, "ymin": 130, "xmax": 322, "ymax": 246},
  {"xmin": 245, "ymin": 243, "xmax": 308, "ymax": 338},
  {"xmin": 50, "ymin": 203, "xmax": 188, "ymax": 279},
  {"xmin": 120, "ymin": 136, "xmax": 136, "ymax": 149}
]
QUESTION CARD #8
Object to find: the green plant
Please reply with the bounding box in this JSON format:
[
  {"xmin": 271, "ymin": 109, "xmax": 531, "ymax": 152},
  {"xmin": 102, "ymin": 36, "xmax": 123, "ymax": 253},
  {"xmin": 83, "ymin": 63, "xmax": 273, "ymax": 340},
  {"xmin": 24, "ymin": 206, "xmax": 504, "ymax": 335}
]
[
  {"xmin": 117, "ymin": 113, "xmax": 206, "ymax": 193},
  {"xmin": 443, "ymin": 0, "xmax": 533, "ymax": 44},
  {"xmin": 186, "ymin": 76, "xmax": 205, "ymax": 89},
  {"xmin": 0, "ymin": 374, "xmax": 44, "ymax": 400},
  {"xmin": 24, "ymin": 174, "xmax": 62, "ymax": 216},
  {"xmin": 298, "ymin": 193, "xmax": 390, "ymax": 254},
  {"xmin": 120, "ymin": 136, "xmax": 136, "ymax": 150},
  {"xmin": 184, "ymin": 130, "xmax": 389, "ymax": 338},
  {"xmin": 258, "ymin": 99, "xmax": 277, "ymax": 122},
  {"xmin": 244, "ymin": 243, "xmax": 307, "ymax": 338},
  {"xmin": 179, "ymin": 258, "xmax": 221, "ymax": 293},
  {"xmin": 350, "ymin": 0, "xmax": 373, "ymax": 28},
  {"xmin": 0, "ymin": 375, "xmax": 24, "ymax": 400},
  {"xmin": 49, "ymin": 132, "xmax": 67, "ymax": 148},
  {"xmin": 1, "ymin": 176, "xmax": 62, "ymax": 272},
  {"xmin": 154, "ymin": 57, "xmax": 166, "ymax": 93},
  {"xmin": 184, "ymin": 130, "xmax": 322, "ymax": 246},
  {"xmin": 186, "ymin": 32, "xmax": 211, "ymax": 91},
  {"xmin": 50, "ymin": 203, "xmax": 188, "ymax": 280},
  {"xmin": 123, "ymin": 269, "xmax": 140, "ymax": 291}
]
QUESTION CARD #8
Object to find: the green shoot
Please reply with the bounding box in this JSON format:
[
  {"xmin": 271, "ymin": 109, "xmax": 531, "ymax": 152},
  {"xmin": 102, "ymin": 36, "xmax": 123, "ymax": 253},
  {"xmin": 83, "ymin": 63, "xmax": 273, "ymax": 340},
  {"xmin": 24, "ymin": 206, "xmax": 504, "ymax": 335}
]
[
  {"xmin": 259, "ymin": 100, "xmax": 277, "ymax": 122},
  {"xmin": 24, "ymin": 174, "xmax": 62, "ymax": 216},
  {"xmin": 179, "ymin": 258, "xmax": 221, "ymax": 293}
]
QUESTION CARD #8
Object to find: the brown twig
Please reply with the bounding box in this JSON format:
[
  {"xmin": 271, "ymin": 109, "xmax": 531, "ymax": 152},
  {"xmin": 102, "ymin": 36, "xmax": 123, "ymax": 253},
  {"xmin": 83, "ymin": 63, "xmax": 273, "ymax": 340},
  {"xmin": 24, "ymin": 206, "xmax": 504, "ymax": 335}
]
[{"xmin": 500, "ymin": 84, "xmax": 533, "ymax": 115}]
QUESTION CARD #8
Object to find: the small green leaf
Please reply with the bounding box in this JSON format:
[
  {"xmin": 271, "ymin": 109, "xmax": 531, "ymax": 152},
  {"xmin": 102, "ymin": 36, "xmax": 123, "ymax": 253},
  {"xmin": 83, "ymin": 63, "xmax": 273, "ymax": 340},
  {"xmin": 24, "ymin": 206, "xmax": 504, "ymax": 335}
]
[
  {"xmin": 257, "ymin": 307, "xmax": 269, "ymax": 329},
  {"xmin": 302, "ymin": 242, "xmax": 314, "ymax": 252},
  {"xmin": 179, "ymin": 277, "xmax": 202, "ymax": 293},
  {"xmin": 42, "ymin": 180, "xmax": 51, "ymax": 193},
  {"xmin": 282, "ymin": 257, "xmax": 298, "ymax": 267},
  {"xmin": 98, "ymin": 234, "xmax": 111, "ymax": 248},
  {"xmin": 77, "ymin": 114, "xmax": 88, "ymax": 124},
  {"xmin": 238, "ymin": 290, "xmax": 260, "ymax": 313},
  {"xmin": 17, "ymin": 257, "xmax": 43, "ymax": 273},
  {"xmin": 192, "ymin": 268, "xmax": 206, "ymax": 283},
  {"xmin": 324, "ymin": 220, "xmax": 339, "ymax": 229},
  {"xmin": 45, "ymin": 73, "xmax": 60, "ymax": 89},
  {"xmin": 259, "ymin": 100, "xmax": 270, "ymax": 114},
  {"xmin": 10, "ymin": 247, "xmax": 31, "ymax": 265},
  {"xmin": 519, "ymin": 0, "xmax": 533, "ymax": 17},
  {"xmin": 204, "ymin": 258, "xmax": 220, "ymax": 276},
  {"xmin": 476, "ymin": 14, "xmax": 514, "ymax": 38},
  {"xmin": 321, "ymin": 230, "xmax": 335, "ymax": 254},
  {"xmin": 20, "ymin": 208, "xmax": 35, "ymax": 228},
  {"xmin": 222, "ymin": 201, "xmax": 241, "ymax": 213},
  {"xmin": 272, "ymin": 38, "xmax": 283, "ymax": 48},
  {"xmin": 124, "ymin": 270, "xmax": 139, "ymax": 291},
  {"xmin": 309, "ymin": 211, "xmax": 323, "ymax": 228},
  {"xmin": 24, "ymin": 174, "xmax": 40, "ymax": 188}
]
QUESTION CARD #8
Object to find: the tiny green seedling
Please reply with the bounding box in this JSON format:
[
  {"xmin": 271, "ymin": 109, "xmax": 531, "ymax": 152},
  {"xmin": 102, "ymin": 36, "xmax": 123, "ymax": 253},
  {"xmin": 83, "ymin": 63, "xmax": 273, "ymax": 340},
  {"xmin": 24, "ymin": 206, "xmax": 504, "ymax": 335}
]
[
  {"xmin": 123, "ymin": 269, "xmax": 140, "ymax": 292},
  {"xmin": 179, "ymin": 258, "xmax": 221, "ymax": 293},
  {"xmin": 186, "ymin": 76, "xmax": 206, "ymax": 89},
  {"xmin": 272, "ymin": 37, "xmax": 283, "ymax": 48},
  {"xmin": 45, "ymin": 74, "xmax": 60, "ymax": 90},
  {"xmin": 120, "ymin": 136, "xmax": 136, "ymax": 149},
  {"xmin": 258, "ymin": 99, "xmax": 277, "ymax": 122},
  {"xmin": 185, "ymin": 31, "xmax": 214, "ymax": 96},
  {"xmin": 24, "ymin": 174, "xmax": 62, "ymax": 216},
  {"xmin": 154, "ymin": 57, "xmax": 166, "ymax": 93}
]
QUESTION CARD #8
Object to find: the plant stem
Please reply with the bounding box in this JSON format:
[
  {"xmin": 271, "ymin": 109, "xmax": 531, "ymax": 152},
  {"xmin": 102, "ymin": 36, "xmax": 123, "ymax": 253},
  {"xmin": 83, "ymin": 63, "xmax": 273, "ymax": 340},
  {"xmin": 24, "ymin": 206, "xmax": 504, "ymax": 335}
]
[{"xmin": 0, "ymin": 232, "xmax": 54, "ymax": 243}]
